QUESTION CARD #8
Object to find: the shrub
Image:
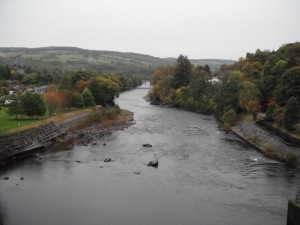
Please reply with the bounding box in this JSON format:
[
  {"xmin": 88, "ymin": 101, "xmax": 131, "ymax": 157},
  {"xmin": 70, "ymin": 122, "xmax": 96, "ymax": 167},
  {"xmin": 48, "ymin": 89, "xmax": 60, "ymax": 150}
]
[{"xmin": 221, "ymin": 109, "xmax": 238, "ymax": 126}]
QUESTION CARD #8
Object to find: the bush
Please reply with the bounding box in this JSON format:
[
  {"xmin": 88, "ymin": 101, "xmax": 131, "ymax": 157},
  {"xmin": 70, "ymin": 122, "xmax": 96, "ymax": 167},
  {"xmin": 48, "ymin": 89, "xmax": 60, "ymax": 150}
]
[{"xmin": 221, "ymin": 109, "xmax": 238, "ymax": 126}]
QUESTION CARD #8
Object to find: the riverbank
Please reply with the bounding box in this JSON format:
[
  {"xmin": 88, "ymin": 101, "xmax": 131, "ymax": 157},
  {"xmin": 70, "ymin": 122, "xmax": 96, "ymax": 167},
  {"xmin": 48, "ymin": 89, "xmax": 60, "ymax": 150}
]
[
  {"xmin": 231, "ymin": 120, "xmax": 300, "ymax": 166},
  {"xmin": 52, "ymin": 108, "xmax": 135, "ymax": 149},
  {"xmin": 0, "ymin": 107, "xmax": 134, "ymax": 165}
]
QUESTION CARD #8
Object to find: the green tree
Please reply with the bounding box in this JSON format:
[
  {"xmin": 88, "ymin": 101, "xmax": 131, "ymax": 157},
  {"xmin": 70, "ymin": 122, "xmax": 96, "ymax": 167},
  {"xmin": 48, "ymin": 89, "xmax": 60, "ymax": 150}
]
[
  {"xmin": 278, "ymin": 66, "xmax": 300, "ymax": 103},
  {"xmin": 283, "ymin": 97, "xmax": 299, "ymax": 130},
  {"xmin": 172, "ymin": 54, "xmax": 191, "ymax": 89},
  {"xmin": 214, "ymin": 71, "xmax": 244, "ymax": 119},
  {"xmin": 7, "ymin": 93, "xmax": 23, "ymax": 119},
  {"xmin": 59, "ymin": 75, "xmax": 73, "ymax": 91},
  {"xmin": 71, "ymin": 70, "xmax": 97, "ymax": 86},
  {"xmin": 22, "ymin": 92, "xmax": 46, "ymax": 119},
  {"xmin": 88, "ymin": 76, "xmax": 120, "ymax": 106},
  {"xmin": 72, "ymin": 93, "xmax": 84, "ymax": 108},
  {"xmin": 82, "ymin": 88, "xmax": 95, "ymax": 107},
  {"xmin": 0, "ymin": 65, "xmax": 11, "ymax": 80}
]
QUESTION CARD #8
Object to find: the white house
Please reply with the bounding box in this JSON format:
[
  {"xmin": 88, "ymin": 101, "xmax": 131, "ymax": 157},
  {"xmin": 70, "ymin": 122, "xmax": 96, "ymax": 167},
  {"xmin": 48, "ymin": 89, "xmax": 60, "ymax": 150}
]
[{"xmin": 4, "ymin": 100, "xmax": 14, "ymax": 105}]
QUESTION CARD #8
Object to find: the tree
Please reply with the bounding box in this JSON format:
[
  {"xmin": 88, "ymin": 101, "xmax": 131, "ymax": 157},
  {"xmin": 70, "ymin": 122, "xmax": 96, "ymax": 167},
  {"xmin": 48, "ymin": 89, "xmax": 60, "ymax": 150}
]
[
  {"xmin": 172, "ymin": 54, "xmax": 191, "ymax": 89},
  {"xmin": 75, "ymin": 80, "xmax": 86, "ymax": 93},
  {"xmin": 283, "ymin": 97, "xmax": 299, "ymax": 130},
  {"xmin": 245, "ymin": 99, "xmax": 261, "ymax": 120},
  {"xmin": 71, "ymin": 70, "xmax": 97, "ymax": 86},
  {"xmin": 22, "ymin": 93, "xmax": 46, "ymax": 119},
  {"xmin": 44, "ymin": 91, "xmax": 62, "ymax": 116},
  {"xmin": 7, "ymin": 93, "xmax": 23, "ymax": 119},
  {"xmin": 82, "ymin": 88, "xmax": 95, "ymax": 107},
  {"xmin": 60, "ymin": 90, "xmax": 73, "ymax": 111},
  {"xmin": 72, "ymin": 93, "xmax": 84, "ymax": 108},
  {"xmin": 278, "ymin": 66, "xmax": 300, "ymax": 103},
  {"xmin": 0, "ymin": 65, "xmax": 11, "ymax": 80},
  {"xmin": 59, "ymin": 75, "xmax": 73, "ymax": 91},
  {"xmin": 239, "ymin": 81, "xmax": 261, "ymax": 119},
  {"xmin": 88, "ymin": 76, "xmax": 120, "ymax": 106}
]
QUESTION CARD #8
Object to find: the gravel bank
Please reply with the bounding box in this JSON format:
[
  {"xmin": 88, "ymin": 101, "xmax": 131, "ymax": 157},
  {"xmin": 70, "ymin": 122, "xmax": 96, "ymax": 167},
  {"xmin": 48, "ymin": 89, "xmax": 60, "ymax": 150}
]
[
  {"xmin": 231, "ymin": 120, "xmax": 300, "ymax": 161},
  {"xmin": 53, "ymin": 110, "xmax": 135, "ymax": 149}
]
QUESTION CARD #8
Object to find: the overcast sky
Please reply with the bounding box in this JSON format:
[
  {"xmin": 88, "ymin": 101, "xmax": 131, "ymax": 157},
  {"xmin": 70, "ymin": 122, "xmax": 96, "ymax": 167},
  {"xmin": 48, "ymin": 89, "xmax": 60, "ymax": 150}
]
[{"xmin": 0, "ymin": 0, "xmax": 299, "ymax": 60}]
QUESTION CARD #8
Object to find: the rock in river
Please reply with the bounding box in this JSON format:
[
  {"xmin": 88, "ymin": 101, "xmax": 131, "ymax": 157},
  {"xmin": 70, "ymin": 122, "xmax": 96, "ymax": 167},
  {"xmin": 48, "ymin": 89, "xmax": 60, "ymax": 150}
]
[
  {"xmin": 143, "ymin": 144, "xmax": 152, "ymax": 147},
  {"xmin": 147, "ymin": 160, "xmax": 158, "ymax": 168},
  {"xmin": 104, "ymin": 158, "xmax": 112, "ymax": 163}
]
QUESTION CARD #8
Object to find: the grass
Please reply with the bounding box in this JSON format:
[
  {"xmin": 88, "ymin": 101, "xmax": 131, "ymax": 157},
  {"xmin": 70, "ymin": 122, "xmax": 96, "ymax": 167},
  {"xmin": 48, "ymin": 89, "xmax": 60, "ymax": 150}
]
[
  {"xmin": 0, "ymin": 106, "xmax": 96, "ymax": 135},
  {"xmin": 0, "ymin": 107, "xmax": 49, "ymax": 133}
]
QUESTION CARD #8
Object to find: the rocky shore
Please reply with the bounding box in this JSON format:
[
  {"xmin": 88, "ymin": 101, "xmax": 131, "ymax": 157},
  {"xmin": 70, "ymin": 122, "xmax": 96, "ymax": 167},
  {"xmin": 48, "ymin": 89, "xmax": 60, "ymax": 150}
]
[
  {"xmin": 52, "ymin": 109, "xmax": 135, "ymax": 149},
  {"xmin": 231, "ymin": 120, "xmax": 300, "ymax": 165}
]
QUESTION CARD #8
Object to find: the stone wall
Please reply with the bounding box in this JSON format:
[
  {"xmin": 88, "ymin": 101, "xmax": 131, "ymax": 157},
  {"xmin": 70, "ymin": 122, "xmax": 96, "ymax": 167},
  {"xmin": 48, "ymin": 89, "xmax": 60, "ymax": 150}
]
[{"xmin": 0, "ymin": 122, "xmax": 62, "ymax": 162}]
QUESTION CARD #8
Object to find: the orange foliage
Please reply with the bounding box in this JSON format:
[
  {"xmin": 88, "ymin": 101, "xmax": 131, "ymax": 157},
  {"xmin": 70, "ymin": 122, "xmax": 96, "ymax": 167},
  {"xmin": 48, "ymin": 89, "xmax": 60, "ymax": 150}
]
[
  {"xmin": 60, "ymin": 90, "xmax": 73, "ymax": 110},
  {"xmin": 75, "ymin": 80, "xmax": 86, "ymax": 93},
  {"xmin": 44, "ymin": 91, "xmax": 62, "ymax": 115}
]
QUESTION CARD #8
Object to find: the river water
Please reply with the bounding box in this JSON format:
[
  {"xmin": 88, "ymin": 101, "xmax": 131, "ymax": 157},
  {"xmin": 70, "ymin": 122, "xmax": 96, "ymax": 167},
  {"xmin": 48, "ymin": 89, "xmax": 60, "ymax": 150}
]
[{"xmin": 0, "ymin": 83, "xmax": 299, "ymax": 225}]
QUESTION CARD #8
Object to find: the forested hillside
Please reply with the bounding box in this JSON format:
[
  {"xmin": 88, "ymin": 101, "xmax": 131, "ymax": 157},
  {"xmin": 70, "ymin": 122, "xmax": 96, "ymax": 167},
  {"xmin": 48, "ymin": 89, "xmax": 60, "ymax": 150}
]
[
  {"xmin": 0, "ymin": 47, "xmax": 234, "ymax": 80},
  {"xmin": 150, "ymin": 42, "xmax": 300, "ymax": 132}
]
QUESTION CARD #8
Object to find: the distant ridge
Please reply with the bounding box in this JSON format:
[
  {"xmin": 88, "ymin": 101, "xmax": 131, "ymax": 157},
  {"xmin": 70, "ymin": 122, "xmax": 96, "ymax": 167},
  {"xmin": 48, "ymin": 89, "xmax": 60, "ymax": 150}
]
[{"xmin": 0, "ymin": 46, "xmax": 235, "ymax": 78}]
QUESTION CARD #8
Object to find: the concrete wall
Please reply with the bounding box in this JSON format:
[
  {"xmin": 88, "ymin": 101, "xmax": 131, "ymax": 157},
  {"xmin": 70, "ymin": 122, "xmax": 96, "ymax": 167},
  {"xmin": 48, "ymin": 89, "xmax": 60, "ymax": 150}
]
[{"xmin": 287, "ymin": 200, "xmax": 300, "ymax": 225}]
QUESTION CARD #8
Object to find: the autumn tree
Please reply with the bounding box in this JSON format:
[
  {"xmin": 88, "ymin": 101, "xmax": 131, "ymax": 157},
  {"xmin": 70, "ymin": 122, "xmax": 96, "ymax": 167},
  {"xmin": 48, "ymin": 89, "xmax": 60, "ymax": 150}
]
[
  {"xmin": 44, "ymin": 84, "xmax": 62, "ymax": 116},
  {"xmin": 238, "ymin": 81, "xmax": 261, "ymax": 119},
  {"xmin": 60, "ymin": 90, "xmax": 73, "ymax": 111},
  {"xmin": 75, "ymin": 80, "xmax": 86, "ymax": 93}
]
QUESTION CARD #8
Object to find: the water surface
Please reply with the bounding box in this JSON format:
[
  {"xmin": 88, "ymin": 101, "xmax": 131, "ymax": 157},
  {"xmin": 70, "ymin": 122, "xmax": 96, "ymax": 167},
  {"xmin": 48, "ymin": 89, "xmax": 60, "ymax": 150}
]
[{"xmin": 0, "ymin": 84, "xmax": 299, "ymax": 225}]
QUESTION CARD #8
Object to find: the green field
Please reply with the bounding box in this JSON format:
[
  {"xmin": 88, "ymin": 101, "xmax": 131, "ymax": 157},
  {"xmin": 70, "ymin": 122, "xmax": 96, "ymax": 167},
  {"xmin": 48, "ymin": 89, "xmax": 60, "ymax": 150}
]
[{"xmin": 0, "ymin": 107, "xmax": 48, "ymax": 134}]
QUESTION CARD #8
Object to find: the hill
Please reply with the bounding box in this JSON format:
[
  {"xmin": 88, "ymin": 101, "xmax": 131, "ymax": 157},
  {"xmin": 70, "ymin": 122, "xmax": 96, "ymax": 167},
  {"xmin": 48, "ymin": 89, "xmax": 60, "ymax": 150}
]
[{"xmin": 0, "ymin": 47, "xmax": 234, "ymax": 78}]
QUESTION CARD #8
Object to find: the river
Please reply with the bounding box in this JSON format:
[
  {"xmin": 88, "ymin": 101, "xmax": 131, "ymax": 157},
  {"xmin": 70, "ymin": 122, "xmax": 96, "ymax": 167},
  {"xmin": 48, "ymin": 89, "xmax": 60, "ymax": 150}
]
[{"xmin": 0, "ymin": 83, "xmax": 299, "ymax": 225}]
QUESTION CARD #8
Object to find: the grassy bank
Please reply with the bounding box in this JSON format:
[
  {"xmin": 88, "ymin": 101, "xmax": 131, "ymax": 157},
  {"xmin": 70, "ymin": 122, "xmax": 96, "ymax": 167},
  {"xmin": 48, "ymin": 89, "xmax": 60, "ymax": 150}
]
[{"xmin": 0, "ymin": 106, "xmax": 95, "ymax": 135}]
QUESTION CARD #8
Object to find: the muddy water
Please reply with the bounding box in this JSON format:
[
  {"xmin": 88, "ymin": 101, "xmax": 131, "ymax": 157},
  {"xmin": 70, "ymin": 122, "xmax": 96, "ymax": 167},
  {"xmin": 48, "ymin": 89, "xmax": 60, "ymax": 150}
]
[{"xmin": 0, "ymin": 83, "xmax": 299, "ymax": 225}]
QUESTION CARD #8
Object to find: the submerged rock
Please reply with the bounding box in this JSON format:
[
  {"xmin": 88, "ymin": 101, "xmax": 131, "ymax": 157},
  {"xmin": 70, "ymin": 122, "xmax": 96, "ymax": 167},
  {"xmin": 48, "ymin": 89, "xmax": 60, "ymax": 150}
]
[
  {"xmin": 104, "ymin": 158, "xmax": 112, "ymax": 162},
  {"xmin": 147, "ymin": 160, "xmax": 158, "ymax": 168},
  {"xmin": 143, "ymin": 144, "xmax": 152, "ymax": 147}
]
